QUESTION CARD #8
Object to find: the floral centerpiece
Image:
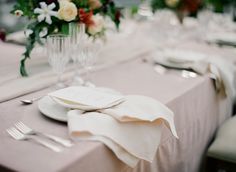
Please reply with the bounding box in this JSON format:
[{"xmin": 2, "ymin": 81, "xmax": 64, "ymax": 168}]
[
  {"xmin": 12, "ymin": 0, "xmax": 121, "ymax": 76},
  {"xmin": 151, "ymin": 0, "xmax": 202, "ymax": 23}
]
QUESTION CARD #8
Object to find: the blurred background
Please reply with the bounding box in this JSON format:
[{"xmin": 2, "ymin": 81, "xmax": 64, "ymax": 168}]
[{"xmin": 0, "ymin": 0, "xmax": 27, "ymax": 33}]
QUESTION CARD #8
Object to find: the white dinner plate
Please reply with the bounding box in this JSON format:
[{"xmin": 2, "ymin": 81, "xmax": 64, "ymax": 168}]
[
  {"xmin": 38, "ymin": 87, "xmax": 122, "ymax": 122},
  {"xmin": 38, "ymin": 96, "xmax": 69, "ymax": 122}
]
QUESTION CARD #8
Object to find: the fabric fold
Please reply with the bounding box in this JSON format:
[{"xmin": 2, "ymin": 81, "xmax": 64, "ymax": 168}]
[
  {"xmin": 48, "ymin": 86, "xmax": 125, "ymax": 110},
  {"xmin": 70, "ymin": 132, "xmax": 140, "ymax": 168},
  {"xmin": 100, "ymin": 95, "xmax": 178, "ymax": 138},
  {"xmin": 68, "ymin": 111, "xmax": 163, "ymax": 167}
]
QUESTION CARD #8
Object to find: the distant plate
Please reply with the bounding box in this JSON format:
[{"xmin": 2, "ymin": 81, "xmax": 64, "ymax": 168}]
[
  {"xmin": 152, "ymin": 49, "xmax": 207, "ymax": 70},
  {"xmin": 38, "ymin": 87, "xmax": 122, "ymax": 122}
]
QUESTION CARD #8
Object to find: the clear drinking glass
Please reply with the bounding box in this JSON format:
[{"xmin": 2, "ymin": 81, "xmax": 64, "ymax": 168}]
[
  {"xmin": 80, "ymin": 40, "xmax": 101, "ymax": 87},
  {"xmin": 47, "ymin": 34, "xmax": 70, "ymax": 88},
  {"xmin": 137, "ymin": 0, "xmax": 154, "ymax": 20},
  {"xmin": 69, "ymin": 23, "xmax": 86, "ymax": 85},
  {"xmin": 197, "ymin": 7, "xmax": 213, "ymax": 39}
]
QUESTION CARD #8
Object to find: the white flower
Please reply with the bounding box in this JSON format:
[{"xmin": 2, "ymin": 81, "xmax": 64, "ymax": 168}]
[
  {"xmin": 88, "ymin": 14, "xmax": 105, "ymax": 35},
  {"xmin": 34, "ymin": 2, "xmax": 58, "ymax": 24},
  {"xmin": 39, "ymin": 27, "xmax": 48, "ymax": 38},
  {"xmin": 24, "ymin": 29, "xmax": 33, "ymax": 38},
  {"xmin": 14, "ymin": 10, "xmax": 23, "ymax": 17},
  {"xmin": 58, "ymin": 0, "xmax": 78, "ymax": 22},
  {"xmin": 165, "ymin": 0, "xmax": 179, "ymax": 8}
]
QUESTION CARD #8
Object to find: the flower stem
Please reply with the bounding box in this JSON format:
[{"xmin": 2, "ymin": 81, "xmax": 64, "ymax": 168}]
[{"xmin": 20, "ymin": 57, "xmax": 28, "ymax": 77}]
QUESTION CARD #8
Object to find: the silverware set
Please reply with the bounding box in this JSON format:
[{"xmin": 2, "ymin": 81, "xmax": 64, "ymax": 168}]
[
  {"xmin": 142, "ymin": 57, "xmax": 199, "ymax": 79},
  {"xmin": 153, "ymin": 64, "xmax": 198, "ymax": 78},
  {"xmin": 6, "ymin": 121, "xmax": 73, "ymax": 152}
]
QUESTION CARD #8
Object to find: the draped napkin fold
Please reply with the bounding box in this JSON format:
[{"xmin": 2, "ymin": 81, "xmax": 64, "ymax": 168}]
[
  {"xmin": 68, "ymin": 111, "xmax": 162, "ymax": 167},
  {"xmin": 48, "ymin": 86, "xmax": 125, "ymax": 110},
  {"xmin": 153, "ymin": 49, "xmax": 236, "ymax": 101},
  {"xmin": 99, "ymin": 95, "xmax": 178, "ymax": 138},
  {"xmin": 48, "ymin": 86, "xmax": 178, "ymax": 167}
]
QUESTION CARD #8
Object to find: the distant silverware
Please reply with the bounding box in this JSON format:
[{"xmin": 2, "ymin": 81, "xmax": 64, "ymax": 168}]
[
  {"xmin": 181, "ymin": 70, "xmax": 198, "ymax": 78},
  {"xmin": 15, "ymin": 121, "xmax": 73, "ymax": 147},
  {"xmin": 6, "ymin": 127, "xmax": 62, "ymax": 152},
  {"xmin": 154, "ymin": 65, "xmax": 198, "ymax": 78},
  {"xmin": 206, "ymin": 40, "xmax": 236, "ymax": 48}
]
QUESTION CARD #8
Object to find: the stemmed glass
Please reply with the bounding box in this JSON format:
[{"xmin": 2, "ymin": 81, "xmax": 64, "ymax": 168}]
[
  {"xmin": 69, "ymin": 23, "xmax": 85, "ymax": 85},
  {"xmin": 137, "ymin": 0, "xmax": 154, "ymax": 20},
  {"xmin": 46, "ymin": 34, "xmax": 70, "ymax": 88},
  {"xmin": 80, "ymin": 39, "xmax": 101, "ymax": 87},
  {"xmin": 197, "ymin": 6, "xmax": 213, "ymax": 39}
]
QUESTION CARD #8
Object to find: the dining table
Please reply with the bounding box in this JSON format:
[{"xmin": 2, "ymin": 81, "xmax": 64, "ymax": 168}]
[{"xmin": 0, "ymin": 15, "xmax": 235, "ymax": 172}]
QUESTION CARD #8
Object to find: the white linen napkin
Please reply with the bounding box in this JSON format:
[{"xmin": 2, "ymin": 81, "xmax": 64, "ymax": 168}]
[
  {"xmin": 153, "ymin": 49, "xmax": 209, "ymax": 74},
  {"xmin": 207, "ymin": 57, "xmax": 236, "ymax": 100},
  {"xmin": 72, "ymin": 132, "xmax": 140, "ymax": 167},
  {"xmin": 206, "ymin": 32, "xmax": 236, "ymax": 45},
  {"xmin": 68, "ymin": 111, "xmax": 163, "ymax": 167},
  {"xmin": 67, "ymin": 95, "xmax": 178, "ymax": 167},
  {"xmin": 100, "ymin": 95, "xmax": 178, "ymax": 138},
  {"xmin": 48, "ymin": 86, "xmax": 125, "ymax": 110},
  {"xmin": 153, "ymin": 49, "xmax": 236, "ymax": 101}
]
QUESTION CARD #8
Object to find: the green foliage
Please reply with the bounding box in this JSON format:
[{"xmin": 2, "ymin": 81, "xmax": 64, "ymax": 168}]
[
  {"xmin": 72, "ymin": 0, "xmax": 89, "ymax": 9},
  {"xmin": 61, "ymin": 23, "xmax": 69, "ymax": 35},
  {"xmin": 204, "ymin": 0, "xmax": 235, "ymax": 12},
  {"xmin": 151, "ymin": 0, "xmax": 167, "ymax": 11},
  {"xmin": 131, "ymin": 6, "xmax": 139, "ymax": 15},
  {"xmin": 12, "ymin": 0, "xmax": 37, "ymax": 19}
]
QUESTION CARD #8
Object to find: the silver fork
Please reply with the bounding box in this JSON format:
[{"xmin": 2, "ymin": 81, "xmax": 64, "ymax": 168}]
[
  {"xmin": 15, "ymin": 122, "xmax": 73, "ymax": 147},
  {"xmin": 6, "ymin": 127, "xmax": 62, "ymax": 152}
]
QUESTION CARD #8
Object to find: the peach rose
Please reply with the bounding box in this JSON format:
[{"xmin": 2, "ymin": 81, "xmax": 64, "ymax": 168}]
[
  {"xmin": 165, "ymin": 0, "xmax": 179, "ymax": 7},
  {"xmin": 88, "ymin": 14, "xmax": 105, "ymax": 35},
  {"xmin": 88, "ymin": 0, "xmax": 102, "ymax": 10},
  {"xmin": 58, "ymin": 0, "xmax": 77, "ymax": 22}
]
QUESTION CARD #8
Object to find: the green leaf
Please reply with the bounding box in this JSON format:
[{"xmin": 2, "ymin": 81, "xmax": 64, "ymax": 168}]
[
  {"xmin": 151, "ymin": 0, "xmax": 166, "ymax": 11},
  {"xmin": 131, "ymin": 6, "xmax": 138, "ymax": 16},
  {"xmin": 61, "ymin": 23, "xmax": 69, "ymax": 35}
]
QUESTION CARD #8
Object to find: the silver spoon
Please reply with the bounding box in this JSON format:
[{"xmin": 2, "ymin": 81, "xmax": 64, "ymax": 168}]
[{"xmin": 21, "ymin": 97, "xmax": 42, "ymax": 105}]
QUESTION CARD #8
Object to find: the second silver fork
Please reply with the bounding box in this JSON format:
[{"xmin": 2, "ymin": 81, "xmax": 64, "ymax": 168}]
[{"xmin": 15, "ymin": 122, "xmax": 73, "ymax": 147}]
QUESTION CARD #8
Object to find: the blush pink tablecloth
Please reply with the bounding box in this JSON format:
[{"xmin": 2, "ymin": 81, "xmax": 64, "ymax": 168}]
[
  {"xmin": 0, "ymin": 55, "xmax": 233, "ymax": 172},
  {"xmin": 0, "ymin": 19, "xmax": 235, "ymax": 172}
]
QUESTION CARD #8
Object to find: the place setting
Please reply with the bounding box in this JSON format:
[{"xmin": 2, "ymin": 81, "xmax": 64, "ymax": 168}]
[
  {"xmin": 1, "ymin": 0, "xmax": 236, "ymax": 171},
  {"xmin": 14, "ymin": 84, "xmax": 178, "ymax": 167}
]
